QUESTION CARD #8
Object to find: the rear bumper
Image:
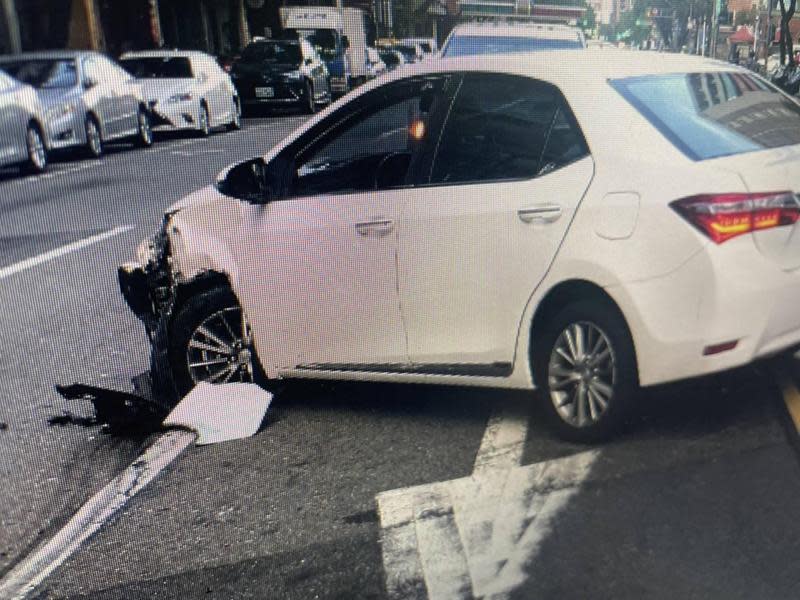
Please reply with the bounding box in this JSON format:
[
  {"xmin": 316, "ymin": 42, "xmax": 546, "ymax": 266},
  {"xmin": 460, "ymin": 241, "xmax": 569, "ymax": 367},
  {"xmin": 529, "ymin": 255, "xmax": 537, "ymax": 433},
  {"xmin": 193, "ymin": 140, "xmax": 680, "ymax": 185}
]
[{"xmin": 609, "ymin": 236, "xmax": 800, "ymax": 386}]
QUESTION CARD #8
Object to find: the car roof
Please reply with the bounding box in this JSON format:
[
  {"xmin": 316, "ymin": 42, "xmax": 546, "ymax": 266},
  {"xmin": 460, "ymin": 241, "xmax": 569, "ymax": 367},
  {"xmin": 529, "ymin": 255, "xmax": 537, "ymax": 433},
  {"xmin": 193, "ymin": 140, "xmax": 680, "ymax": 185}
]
[
  {"xmin": 0, "ymin": 51, "xmax": 95, "ymax": 61},
  {"xmin": 120, "ymin": 50, "xmax": 208, "ymax": 59},
  {"xmin": 449, "ymin": 22, "xmax": 583, "ymax": 40},
  {"xmin": 389, "ymin": 49, "xmax": 739, "ymax": 84}
]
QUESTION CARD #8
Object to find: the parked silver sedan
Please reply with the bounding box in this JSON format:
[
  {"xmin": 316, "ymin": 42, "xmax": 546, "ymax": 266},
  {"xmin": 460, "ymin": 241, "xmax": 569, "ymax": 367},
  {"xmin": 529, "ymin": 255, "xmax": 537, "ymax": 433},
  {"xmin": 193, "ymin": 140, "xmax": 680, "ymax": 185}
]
[
  {"xmin": 0, "ymin": 68, "xmax": 49, "ymax": 173},
  {"xmin": 0, "ymin": 51, "xmax": 153, "ymax": 158},
  {"xmin": 119, "ymin": 50, "xmax": 241, "ymax": 136}
]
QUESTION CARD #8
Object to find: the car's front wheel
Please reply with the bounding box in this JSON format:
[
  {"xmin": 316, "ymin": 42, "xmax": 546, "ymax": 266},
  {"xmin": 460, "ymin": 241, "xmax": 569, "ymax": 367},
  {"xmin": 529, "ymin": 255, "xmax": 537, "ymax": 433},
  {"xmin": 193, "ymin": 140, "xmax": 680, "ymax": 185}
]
[
  {"xmin": 532, "ymin": 299, "xmax": 638, "ymax": 443},
  {"xmin": 227, "ymin": 97, "xmax": 242, "ymax": 131},
  {"xmin": 151, "ymin": 287, "xmax": 259, "ymax": 406},
  {"xmin": 304, "ymin": 81, "xmax": 316, "ymax": 114},
  {"xmin": 197, "ymin": 103, "xmax": 211, "ymax": 137},
  {"xmin": 23, "ymin": 123, "xmax": 47, "ymax": 174},
  {"xmin": 135, "ymin": 107, "xmax": 153, "ymax": 148},
  {"xmin": 84, "ymin": 116, "xmax": 103, "ymax": 158}
]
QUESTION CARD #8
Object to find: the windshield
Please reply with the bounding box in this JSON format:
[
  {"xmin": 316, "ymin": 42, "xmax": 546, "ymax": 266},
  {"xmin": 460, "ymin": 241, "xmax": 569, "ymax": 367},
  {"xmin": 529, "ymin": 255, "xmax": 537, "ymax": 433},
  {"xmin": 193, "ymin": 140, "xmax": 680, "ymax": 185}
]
[
  {"xmin": 0, "ymin": 59, "xmax": 78, "ymax": 89},
  {"xmin": 612, "ymin": 72, "xmax": 800, "ymax": 160},
  {"xmin": 241, "ymin": 41, "xmax": 302, "ymax": 64},
  {"xmin": 303, "ymin": 29, "xmax": 338, "ymax": 60},
  {"xmin": 120, "ymin": 57, "xmax": 194, "ymax": 79},
  {"xmin": 379, "ymin": 51, "xmax": 400, "ymax": 67},
  {"xmin": 442, "ymin": 35, "xmax": 584, "ymax": 57}
]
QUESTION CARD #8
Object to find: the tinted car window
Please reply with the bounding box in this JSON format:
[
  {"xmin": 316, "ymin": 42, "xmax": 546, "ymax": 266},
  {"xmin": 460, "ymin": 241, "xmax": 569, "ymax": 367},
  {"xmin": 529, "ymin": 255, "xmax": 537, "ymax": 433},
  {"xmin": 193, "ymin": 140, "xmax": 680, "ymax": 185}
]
[
  {"xmin": 120, "ymin": 57, "xmax": 194, "ymax": 78},
  {"xmin": 611, "ymin": 72, "xmax": 800, "ymax": 160},
  {"xmin": 430, "ymin": 73, "xmax": 586, "ymax": 184},
  {"xmin": 241, "ymin": 41, "xmax": 302, "ymax": 64},
  {"xmin": 442, "ymin": 35, "xmax": 584, "ymax": 57},
  {"xmin": 293, "ymin": 79, "xmax": 445, "ymax": 196},
  {"xmin": 379, "ymin": 51, "xmax": 400, "ymax": 68},
  {"xmin": 2, "ymin": 59, "xmax": 78, "ymax": 89}
]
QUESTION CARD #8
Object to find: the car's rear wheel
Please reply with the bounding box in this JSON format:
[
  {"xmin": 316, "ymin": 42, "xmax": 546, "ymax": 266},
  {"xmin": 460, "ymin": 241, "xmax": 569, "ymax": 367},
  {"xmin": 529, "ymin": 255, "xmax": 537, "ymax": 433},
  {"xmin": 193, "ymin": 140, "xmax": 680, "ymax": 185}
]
[
  {"xmin": 84, "ymin": 116, "xmax": 103, "ymax": 158},
  {"xmin": 532, "ymin": 299, "xmax": 637, "ymax": 443},
  {"xmin": 151, "ymin": 287, "xmax": 259, "ymax": 406},
  {"xmin": 135, "ymin": 107, "xmax": 153, "ymax": 147},
  {"xmin": 23, "ymin": 124, "xmax": 47, "ymax": 174}
]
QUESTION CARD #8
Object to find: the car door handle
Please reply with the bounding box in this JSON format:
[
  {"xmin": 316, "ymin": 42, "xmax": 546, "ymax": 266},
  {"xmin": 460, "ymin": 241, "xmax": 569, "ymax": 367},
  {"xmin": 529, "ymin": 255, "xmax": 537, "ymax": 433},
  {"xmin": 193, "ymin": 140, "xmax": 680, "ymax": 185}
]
[
  {"xmin": 355, "ymin": 219, "xmax": 394, "ymax": 236},
  {"xmin": 517, "ymin": 205, "xmax": 562, "ymax": 224}
]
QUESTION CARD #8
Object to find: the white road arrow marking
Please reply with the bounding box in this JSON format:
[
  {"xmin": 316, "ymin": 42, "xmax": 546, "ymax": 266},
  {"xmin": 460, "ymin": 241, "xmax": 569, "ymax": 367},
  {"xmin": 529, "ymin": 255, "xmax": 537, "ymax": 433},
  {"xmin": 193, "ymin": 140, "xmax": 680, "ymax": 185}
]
[{"xmin": 376, "ymin": 409, "xmax": 599, "ymax": 599}]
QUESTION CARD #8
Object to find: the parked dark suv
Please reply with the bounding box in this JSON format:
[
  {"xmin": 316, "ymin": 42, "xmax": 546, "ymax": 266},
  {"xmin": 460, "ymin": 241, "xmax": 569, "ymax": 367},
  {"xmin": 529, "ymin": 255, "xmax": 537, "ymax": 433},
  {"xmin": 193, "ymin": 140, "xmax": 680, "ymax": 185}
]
[{"xmin": 231, "ymin": 38, "xmax": 331, "ymax": 114}]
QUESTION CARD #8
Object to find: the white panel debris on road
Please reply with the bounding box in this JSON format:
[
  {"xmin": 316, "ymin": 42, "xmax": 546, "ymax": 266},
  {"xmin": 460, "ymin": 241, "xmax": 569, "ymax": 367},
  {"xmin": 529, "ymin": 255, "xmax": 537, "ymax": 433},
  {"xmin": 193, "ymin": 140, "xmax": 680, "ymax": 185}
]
[
  {"xmin": 0, "ymin": 383, "xmax": 272, "ymax": 600},
  {"xmin": 163, "ymin": 382, "xmax": 273, "ymax": 445}
]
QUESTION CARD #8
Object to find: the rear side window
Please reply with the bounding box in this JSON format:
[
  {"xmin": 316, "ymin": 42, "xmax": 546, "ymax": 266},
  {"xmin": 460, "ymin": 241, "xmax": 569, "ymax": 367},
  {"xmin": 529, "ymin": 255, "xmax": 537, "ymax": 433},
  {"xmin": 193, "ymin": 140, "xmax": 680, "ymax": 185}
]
[
  {"xmin": 612, "ymin": 72, "xmax": 800, "ymax": 160},
  {"xmin": 429, "ymin": 73, "xmax": 588, "ymax": 185}
]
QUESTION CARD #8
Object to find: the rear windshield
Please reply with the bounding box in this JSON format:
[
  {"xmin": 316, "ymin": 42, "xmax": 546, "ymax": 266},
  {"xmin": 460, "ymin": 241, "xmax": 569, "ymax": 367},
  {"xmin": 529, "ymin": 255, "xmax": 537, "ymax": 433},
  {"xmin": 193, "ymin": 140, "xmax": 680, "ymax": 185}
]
[
  {"xmin": 120, "ymin": 57, "xmax": 193, "ymax": 79},
  {"xmin": 241, "ymin": 42, "xmax": 302, "ymax": 64},
  {"xmin": 442, "ymin": 35, "xmax": 584, "ymax": 57},
  {"xmin": 0, "ymin": 59, "xmax": 77, "ymax": 89},
  {"xmin": 612, "ymin": 72, "xmax": 800, "ymax": 160}
]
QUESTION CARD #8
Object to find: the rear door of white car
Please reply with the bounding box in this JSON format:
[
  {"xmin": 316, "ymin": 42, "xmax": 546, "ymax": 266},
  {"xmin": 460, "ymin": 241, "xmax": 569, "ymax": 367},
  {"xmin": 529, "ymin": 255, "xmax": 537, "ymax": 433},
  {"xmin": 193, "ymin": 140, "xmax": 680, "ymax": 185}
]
[
  {"xmin": 398, "ymin": 72, "xmax": 594, "ymax": 372},
  {"xmin": 236, "ymin": 75, "xmax": 451, "ymax": 371}
]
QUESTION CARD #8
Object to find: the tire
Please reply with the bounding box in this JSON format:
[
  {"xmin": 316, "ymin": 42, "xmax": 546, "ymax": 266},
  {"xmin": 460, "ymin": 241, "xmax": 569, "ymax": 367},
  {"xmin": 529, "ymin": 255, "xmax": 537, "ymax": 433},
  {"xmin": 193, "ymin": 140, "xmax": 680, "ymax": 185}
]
[
  {"xmin": 150, "ymin": 287, "xmax": 261, "ymax": 407},
  {"xmin": 532, "ymin": 299, "xmax": 638, "ymax": 443},
  {"xmin": 84, "ymin": 115, "xmax": 103, "ymax": 158},
  {"xmin": 227, "ymin": 96, "xmax": 242, "ymax": 131},
  {"xmin": 197, "ymin": 103, "xmax": 211, "ymax": 137},
  {"xmin": 22, "ymin": 123, "xmax": 47, "ymax": 174},
  {"xmin": 304, "ymin": 81, "xmax": 316, "ymax": 115},
  {"xmin": 135, "ymin": 107, "xmax": 153, "ymax": 148}
]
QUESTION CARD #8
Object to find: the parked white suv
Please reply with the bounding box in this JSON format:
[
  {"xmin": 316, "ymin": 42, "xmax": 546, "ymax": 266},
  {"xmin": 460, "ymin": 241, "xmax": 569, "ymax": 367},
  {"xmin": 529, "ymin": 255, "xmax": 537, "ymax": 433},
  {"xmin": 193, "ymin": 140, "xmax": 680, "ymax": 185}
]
[{"xmin": 119, "ymin": 51, "xmax": 800, "ymax": 441}]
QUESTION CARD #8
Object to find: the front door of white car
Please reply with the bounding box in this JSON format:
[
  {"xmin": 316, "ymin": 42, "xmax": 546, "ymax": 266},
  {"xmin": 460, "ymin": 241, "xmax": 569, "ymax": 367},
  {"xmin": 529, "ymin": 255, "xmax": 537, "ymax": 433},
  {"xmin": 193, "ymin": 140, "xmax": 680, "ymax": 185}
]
[
  {"xmin": 398, "ymin": 73, "xmax": 594, "ymax": 370},
  {"xmin": 234, "ymin": 77, "xmax": 449, "ymax": 371}
]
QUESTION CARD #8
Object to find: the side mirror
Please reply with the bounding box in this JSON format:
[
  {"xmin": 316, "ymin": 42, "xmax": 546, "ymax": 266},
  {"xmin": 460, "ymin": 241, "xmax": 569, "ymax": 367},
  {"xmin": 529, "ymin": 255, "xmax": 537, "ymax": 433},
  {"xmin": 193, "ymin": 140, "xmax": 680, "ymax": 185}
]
[
  {"xmin": 83, "ymin": 77, "xmax": 97, "ymax": 90},
  {"xmin": 217, "ymin": 157, "xmax": 280, "ymax": 204},
  {"xmin": 304, "ymin": 58, "xmax": 313, "ymax": 66},
  {"xmin": 342, "ymin": 35, "xmax": 350, "ymax": 50}
]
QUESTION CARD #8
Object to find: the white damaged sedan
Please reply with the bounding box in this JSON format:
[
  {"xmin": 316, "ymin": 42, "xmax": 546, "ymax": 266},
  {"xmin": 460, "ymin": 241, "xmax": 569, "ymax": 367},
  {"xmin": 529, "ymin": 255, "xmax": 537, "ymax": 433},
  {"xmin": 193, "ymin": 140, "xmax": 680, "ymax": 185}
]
[
  {"xmin": 120, "ymin": 50, "xmax": 241, "ymax": 136},
  {"xmin": 119, "ymin": 51, "xmax": 800, "ymax": 441}
]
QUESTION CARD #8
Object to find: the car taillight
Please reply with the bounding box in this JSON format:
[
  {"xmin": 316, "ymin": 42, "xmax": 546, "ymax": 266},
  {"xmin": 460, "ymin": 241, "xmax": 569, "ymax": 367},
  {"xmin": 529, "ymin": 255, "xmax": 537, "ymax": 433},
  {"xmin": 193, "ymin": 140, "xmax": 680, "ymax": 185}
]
[{"xmin": 671, "ymin": 192, "xmax": 800, "ymax": 244}]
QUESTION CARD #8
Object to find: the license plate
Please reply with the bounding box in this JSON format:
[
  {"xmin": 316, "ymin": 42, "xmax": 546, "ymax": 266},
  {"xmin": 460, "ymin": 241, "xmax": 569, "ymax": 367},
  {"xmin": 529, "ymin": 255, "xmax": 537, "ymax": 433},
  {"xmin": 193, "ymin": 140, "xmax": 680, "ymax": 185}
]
[{"xmin": 255, "ymin": 86, "xmax": 274, "ymax": 98}]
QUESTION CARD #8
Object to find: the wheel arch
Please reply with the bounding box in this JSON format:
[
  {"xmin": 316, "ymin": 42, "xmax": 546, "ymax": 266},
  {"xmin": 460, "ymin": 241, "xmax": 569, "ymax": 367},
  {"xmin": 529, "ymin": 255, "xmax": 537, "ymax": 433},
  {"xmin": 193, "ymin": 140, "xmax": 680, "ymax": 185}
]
[{"xmin": 528, "ymin": 279, "xmax": 639, "ymax": 386}]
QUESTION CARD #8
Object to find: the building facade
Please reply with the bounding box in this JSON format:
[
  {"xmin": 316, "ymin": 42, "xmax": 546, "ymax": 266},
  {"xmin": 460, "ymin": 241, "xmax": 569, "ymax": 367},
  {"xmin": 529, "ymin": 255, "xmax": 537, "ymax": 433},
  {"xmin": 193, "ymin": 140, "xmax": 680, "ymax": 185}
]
[{"xmin": 0, "ymin": 0, "xmax": 389, "ymax": 57}]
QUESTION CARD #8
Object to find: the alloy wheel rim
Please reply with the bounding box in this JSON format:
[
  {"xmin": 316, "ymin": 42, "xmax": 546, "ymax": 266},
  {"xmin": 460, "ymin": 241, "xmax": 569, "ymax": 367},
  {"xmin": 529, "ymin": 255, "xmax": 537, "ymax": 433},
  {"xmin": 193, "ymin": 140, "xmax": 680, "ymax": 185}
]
[
  {"xmin": 548, "ymin": 321, "xmax": 616, "ymax": 428},
  {"xmin": 139, "ymin": 112, "xmax": 152, "ymax": 144},
  {"xmin": 27, "ymin": 128, "xmax": 45, "ymax": 169},
  {"xmin": 87, "ymin": 121, "xmax": 101, "ymax": 155},
  {"xmin": 200, "ymin": 107, "xmax": 209, "ymax": 134},
  {"xmin": 186, "ymin": 307, "xmax": 255, "ymax": 385}
]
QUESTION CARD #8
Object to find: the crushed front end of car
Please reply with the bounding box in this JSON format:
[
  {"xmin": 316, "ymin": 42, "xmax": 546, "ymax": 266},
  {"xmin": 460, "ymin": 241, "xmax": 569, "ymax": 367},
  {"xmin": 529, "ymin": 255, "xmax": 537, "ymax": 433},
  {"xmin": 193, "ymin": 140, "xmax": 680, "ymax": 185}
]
[{"xmin": 118, "ymin": 212, "xmax": 177, "ymax": 338}]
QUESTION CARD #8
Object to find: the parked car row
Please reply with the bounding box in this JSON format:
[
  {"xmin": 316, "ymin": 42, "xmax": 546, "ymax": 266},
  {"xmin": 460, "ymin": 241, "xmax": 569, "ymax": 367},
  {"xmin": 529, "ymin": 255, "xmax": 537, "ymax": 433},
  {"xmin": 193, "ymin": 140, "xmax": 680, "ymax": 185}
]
[{"xmin": 0, "ymin": 49, "xmax": 241, "ymax": 176}]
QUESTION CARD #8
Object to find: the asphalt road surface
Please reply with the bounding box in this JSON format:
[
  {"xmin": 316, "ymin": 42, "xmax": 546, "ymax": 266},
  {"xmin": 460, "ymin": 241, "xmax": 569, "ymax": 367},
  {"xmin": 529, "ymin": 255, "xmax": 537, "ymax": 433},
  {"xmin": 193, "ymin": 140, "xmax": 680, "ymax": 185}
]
[{"xmin": 1, "ymin": 112, "xmax": 800, "ymax": 600}]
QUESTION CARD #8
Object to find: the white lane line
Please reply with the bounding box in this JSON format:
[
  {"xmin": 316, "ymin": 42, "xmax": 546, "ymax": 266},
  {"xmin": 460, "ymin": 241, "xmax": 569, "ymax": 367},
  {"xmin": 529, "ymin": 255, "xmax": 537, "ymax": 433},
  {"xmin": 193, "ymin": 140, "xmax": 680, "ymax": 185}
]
[
  {"xmin": 171, "ymin": 149, "xmax": 225, "ymax": 157},
  {"xmin": 472, "ymin": 409, "xmax": 528, "ymax": 474},
  {"xmin": 0, "ymin": 431, "xmax": 195, "ymax": 600},
  {"xmin": 0, "ymin": 226, "xmax": 133, "ymax": 281},
  {"xmin": 377, "ymin": 409, "xmax": 599, "ymax": 599}
]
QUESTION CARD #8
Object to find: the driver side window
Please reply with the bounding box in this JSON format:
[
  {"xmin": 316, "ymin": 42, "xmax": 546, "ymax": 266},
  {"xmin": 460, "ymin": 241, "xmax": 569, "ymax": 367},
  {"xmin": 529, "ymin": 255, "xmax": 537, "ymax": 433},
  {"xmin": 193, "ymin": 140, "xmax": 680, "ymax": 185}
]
[{"xmin": 291, "ymin": 78, "xmax": 445, "ymax": 197}]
